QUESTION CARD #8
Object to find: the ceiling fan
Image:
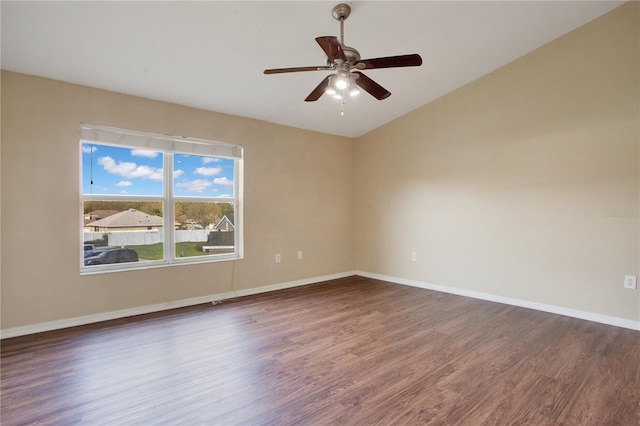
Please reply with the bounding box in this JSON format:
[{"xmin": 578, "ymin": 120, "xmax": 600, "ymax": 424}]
[{"xmin": 264, "ymin": 3, "xmax": 422, "ymax": 103}]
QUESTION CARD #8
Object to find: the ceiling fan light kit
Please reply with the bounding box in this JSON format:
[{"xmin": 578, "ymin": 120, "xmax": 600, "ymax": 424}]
[
  {"xmin": 264, "ymin": 3, "xmax": 422, "ymax": 112},
  {"xmin": 326, "ymin": 71, "xmax": 360, "ymax": 99}
]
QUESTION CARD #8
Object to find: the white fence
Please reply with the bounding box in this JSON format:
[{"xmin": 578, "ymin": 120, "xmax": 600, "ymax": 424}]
[{"xmin": 84, "ymin": 230, "xmax": 209, "ymax": 246}]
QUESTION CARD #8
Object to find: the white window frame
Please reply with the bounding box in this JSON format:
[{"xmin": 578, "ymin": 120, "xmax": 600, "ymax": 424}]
[{"xmin": 79, "ymin": 124, "xmax": 244, "ymax": 274}]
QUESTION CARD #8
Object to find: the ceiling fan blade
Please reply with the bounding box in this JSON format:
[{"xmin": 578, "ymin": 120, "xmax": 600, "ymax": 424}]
[
  {"xmin": 356, "ymin": 54, "xmax": 422, "ymax": 70},
  {"xmin": 316, "ymin": 36, "xmax": 347, "ymax": 63},
  {"xmin": 305, "ymin": 75, "xmax": 331, "ymax": 102},
  {"xmin": 264, "ymin": 66, "xmax": 332, "ymax": 74},
  {"xmin": 353, "ymin": 72, "xmax": 391, "ymax": 100}
]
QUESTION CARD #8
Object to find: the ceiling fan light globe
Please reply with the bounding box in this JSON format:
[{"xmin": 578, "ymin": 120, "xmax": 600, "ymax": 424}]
[
  {"xmin": 335, "ymin": 78, "xmax": 348, "ymax": 90},
  {"xmin": 326, "ymin": 87, "xmax": 337, "ymax": 95},
  {"xmin": 332, "ymin": 94, "xmax": 343, "ymax": 100},
  {"xmin": 349, "ymin": 88, "xmax": 360, "ymax": 97}
]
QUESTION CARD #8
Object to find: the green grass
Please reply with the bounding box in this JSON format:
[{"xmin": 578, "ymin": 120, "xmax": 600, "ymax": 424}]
[
  {"xmin": 174, "ymin": 242, "xmax": 210, "ymax": 258},
  {"xmin": 125, "ymin": 242, "xmax": 209, "ymax": 260}
]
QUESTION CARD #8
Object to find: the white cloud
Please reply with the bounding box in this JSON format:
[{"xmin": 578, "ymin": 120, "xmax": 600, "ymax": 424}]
[
  {"xmin": 218, "ymin": 194, "xmax": 232, "ymax": 198},
  {"xmin": 213, "ymin": 177, "xmax": 233, "ymax": 187},
  {"xmin": 176, "ymin": 179, "xmax": 212, "ymax": 193},
  {"xmin": 202, "ymin": 157, "xmax": 222, "ymax": 164},
  {"xmin": 115, "ymin": 180, "xmax": 133, "ymax": 187},
  {"xmin": 131, "ymin": 149, "xmax": 159, "ymax": 158},
  {"xmin": 120, "ymin": 190, "xmax": 129, "ymax": 194},
  {"xmin": 173, "ymin": 169, "xmax": 185, "ymax": 179},
  {"xmin": 82, "ymin": 145, "xmax": 97, "ymax": 154},
  {"xmin": 129, "ymin": 165, "xmax": 163, "ymax": 180},
  {"xmin": 195, "ymin": 167, "xmax": 222, "ymax": 177},
  {"xmin": 98, "ymin": 156, "xmax": 163, "ymax": 181}
]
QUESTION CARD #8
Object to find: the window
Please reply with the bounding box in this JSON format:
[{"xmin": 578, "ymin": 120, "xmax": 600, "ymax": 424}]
[{"xmin": 80, "ymin": 125, "xmax": 243, "ymax": 273}]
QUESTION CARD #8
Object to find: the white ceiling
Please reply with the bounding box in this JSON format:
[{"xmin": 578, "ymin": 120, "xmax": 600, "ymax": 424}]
[{"xmin": 1, "ymin": 1, "xmax": 624, "ymax": 138}]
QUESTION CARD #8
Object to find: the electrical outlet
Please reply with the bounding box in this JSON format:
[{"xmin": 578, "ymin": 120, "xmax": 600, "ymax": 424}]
[
  {"xmin": 275, "ymin": 253, "xmax": 281, "ymax": 263},
  {"xmin": 624, "ymin": 275, "xmax": 637, "ymax": 289},
  {"xmin": 411, "ymin": 251, "xmax": 417, "ymax": 261},
  {"xmin": 298, "ymin": 251, "xmax": 303, "ymax": 260}
]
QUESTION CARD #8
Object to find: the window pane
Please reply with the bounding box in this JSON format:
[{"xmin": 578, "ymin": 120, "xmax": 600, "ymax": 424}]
[
  {"xmin": 174, "ymin": 155, "xmax": 235, "ymax": 198},
  {"xmin": 83, "ymin": 201, "xmax": 165, "ymax": 265},
  {"xmin": 174, "ymin": 202, "xmax": 235, "ymax": 258},
  {"xmin": 81, "ymin": 143, "xmax": 163, "ymax": 196}
]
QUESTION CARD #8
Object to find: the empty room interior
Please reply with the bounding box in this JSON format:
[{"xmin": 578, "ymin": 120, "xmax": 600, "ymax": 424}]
[{"xmin": 1, "ymin": 1, "xmax": 639, "ymax": 424}]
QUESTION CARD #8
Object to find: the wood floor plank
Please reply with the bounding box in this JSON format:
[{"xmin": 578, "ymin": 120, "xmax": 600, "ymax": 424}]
[{"xmin": 2, "ymin": 276, "xmax": 639, "ymax": 425}]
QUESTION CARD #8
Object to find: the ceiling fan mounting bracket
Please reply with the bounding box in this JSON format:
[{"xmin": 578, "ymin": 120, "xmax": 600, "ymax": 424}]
[{"xmin": 331, "ymin": 4, "xmax": 351, "ymax": 22}]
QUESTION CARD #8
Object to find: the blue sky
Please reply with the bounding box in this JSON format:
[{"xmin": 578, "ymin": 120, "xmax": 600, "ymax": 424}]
[{"xmin": 81, "ymin": 143, "xmax": 234, "ymax": 198}]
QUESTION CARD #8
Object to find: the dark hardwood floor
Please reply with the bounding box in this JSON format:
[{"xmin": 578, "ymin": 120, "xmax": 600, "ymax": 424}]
[{"xmin": 2, "ymin": 276, "xmax": 639, "ymax": 425}]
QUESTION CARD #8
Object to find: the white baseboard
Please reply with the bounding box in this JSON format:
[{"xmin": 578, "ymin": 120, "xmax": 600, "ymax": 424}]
[
  {"xmin": 356, "ymin": 271, "xmax": 640, "ymax": 331},
  {"xmin": 4, "ymin": 270, "xmax": 637, "ymax": 338},
  {"xmin": 0, "ymin": 271, "xmax": 356, "ymax": 339},
  {"xmin": 230, "ymin": 271, "xmax": 356, "ymax": 298}
]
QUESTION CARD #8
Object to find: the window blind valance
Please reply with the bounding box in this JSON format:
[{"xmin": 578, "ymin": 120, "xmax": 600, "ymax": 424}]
[{"xmin": 80, "ymin": 124, "xmax": 243, "ymax": 160}]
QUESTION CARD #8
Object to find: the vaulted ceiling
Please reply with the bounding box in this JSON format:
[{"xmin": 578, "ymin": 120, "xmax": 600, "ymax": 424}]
[{"xmin": 1, "ymin": 1, "xmax": 624, "ymax": 138}]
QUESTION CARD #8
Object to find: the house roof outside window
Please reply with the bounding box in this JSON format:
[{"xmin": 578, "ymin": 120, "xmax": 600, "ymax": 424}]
[
  {"xmin": 214, "ymin": 215, "xmax": 234, "ymax": 232},
  {"xmin": 85, "ymin": 209, "xmax": 163, "ymax": 230}
]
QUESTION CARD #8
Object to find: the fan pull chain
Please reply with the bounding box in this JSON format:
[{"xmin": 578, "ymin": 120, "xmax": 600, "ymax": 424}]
[{"xmin": 90, "ymin": 144, "xmax": 94, "ymax": 193}]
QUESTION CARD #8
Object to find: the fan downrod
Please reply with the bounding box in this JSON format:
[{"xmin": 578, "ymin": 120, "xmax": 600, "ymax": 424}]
[{"xmin": 331, "ymin": 3, "xmax": 357, "ymax": 62}]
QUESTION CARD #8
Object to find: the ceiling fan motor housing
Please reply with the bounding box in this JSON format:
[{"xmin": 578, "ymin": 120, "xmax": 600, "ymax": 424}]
[
  {"xmin": 326, "ymin": 45, "xmax": 361, "ymax": 67},
  {"xmin": 342, "ymin": 46, "xmax": 361, "ymax": 65}
]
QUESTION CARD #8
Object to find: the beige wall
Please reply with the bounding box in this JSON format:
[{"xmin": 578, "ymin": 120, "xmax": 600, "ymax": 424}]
[
  {"xmin": 0, "ymin": 71, "xmax": 354, "ymax": 329},
  {"xmin": 355, "ymin": 2, "xmax": 639, "ymax": 321},
  {"xmin": 2, "ymin": 2, "xmax": 638, "ymax": 332}
]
